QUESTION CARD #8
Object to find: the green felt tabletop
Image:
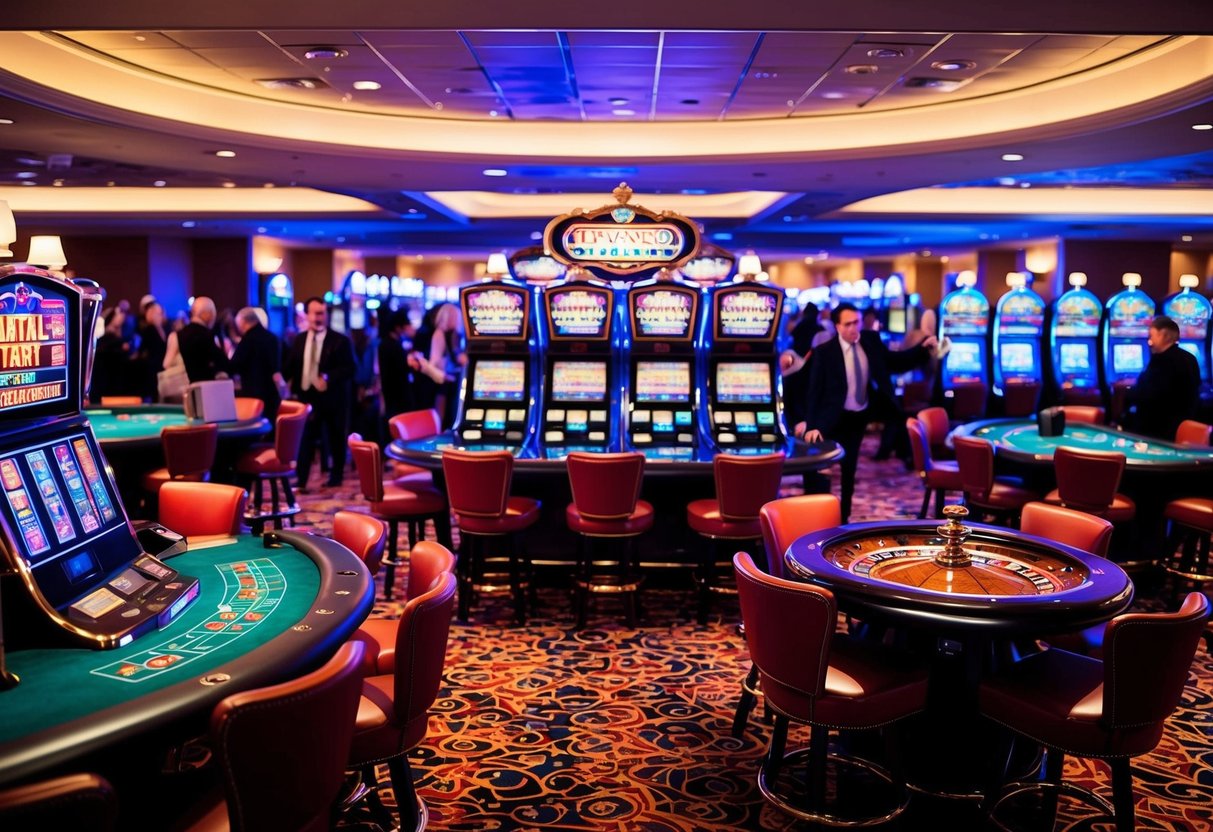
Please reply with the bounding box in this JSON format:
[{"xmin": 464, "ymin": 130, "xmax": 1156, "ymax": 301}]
[
  {"xmin": 0, "ymin": 536, "xmax": 319, "ymax": 743},
  {"xmin": 86, "ymin": 406, "xmax": 190, "ymax": 442},
  {"xmin": 970, "ymin": 420, "xmax": 1213, "ymax": 465}
]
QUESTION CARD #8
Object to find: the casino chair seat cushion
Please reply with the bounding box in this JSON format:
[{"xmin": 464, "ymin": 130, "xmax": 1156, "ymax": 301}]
[
  {"xmin": 235, "ymin": 443, "xmax": 293, "ymax": 476},
  {"xmin": 233, "ymin": 397, "xmax": 265, "ymax": 422},
  {"xmin": 457, "ymin": 496, "xmax": 542, "ymax": 534},
  {"xmin": 977, "ymin": 480, "xmax": 1039, "ymax": 510},
  {"xmin": 687, "ymin": 500, "xmax": 763, "ymax": 539},
  {"xmin": 1176, "ymin": 420, "xmax": 1213, "ymax": 447},
  {"xmin": 1043, "ymin": 489, "xmax": 1137, "ymax": 523},
  {"xmin": 567, "ymin": 499, "xmax": 654, "ymax": 536},
  {"xmin": 369, "ymin": 482, "xmax": 448, "ymax": 519},
  {"xmin": 1166, "ymin": 497, "xmax": 1213, "ymax": 532}
]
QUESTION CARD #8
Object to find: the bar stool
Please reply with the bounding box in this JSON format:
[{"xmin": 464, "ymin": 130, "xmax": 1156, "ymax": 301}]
[
  {"xmin": 565, "ymin": 451, "xmax": 653, "ymax": 628},
  {"xmin": 953, "ymin": 435, "xmax": 1037, "ymax": 526},
  {"xmin": 235, "ymin": 399, "xmax": 310, "ymax": 534},
  {"xmin": 906, "ymin": 417, "xmax": 963, "ymax": 519},
  {"xmin": 140, "ymin": 422, "xmax": 219, "ymax": 514},
  {"xmin": 349, "ymin": 434, "xmax": 452, "ymax": 601},
  {"xmin": 1162, "ymin": 497, "xmax": 1213, "ymax": 600},
  {"xmin": 686, "ymin": 452, "xmax": 785, "ymax": 625},
  {"xmin": 234, "ymin": 396, "xmax": 265, "ymax": 421},
  {"xmin": 917, "ymin": 406, "xmax": 954, "ymax": 461},
  {"xmin": 333, "ymin": 510, "xmax": 388, "ymax": 586},
  {"xmin": 1042, "ymin": 446, "xmax": 1136, "ymax": 524},
  {"xmin": 442, "ymin": 449, "xmax": 540, "ymax": 624},
  {"xmin": 387, "ymin": 408, "xmax": 443, "ymax": 486}
]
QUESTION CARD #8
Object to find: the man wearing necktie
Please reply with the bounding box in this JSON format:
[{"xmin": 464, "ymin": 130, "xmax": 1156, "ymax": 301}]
[
  {"xmin": 795, "ymin": 302, "xmax": 937, "ymax": 523},
  {"xmin": 285, "ymin": 297, "xmax": 356, "ymax": 489}
]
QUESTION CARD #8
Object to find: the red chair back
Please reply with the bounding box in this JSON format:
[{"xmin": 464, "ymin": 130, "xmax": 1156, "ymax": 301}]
[
  {"xmin": 234, "ymin": 397, "xmax": 265, "ymax": 421},
  {"xmin": 159, "ymin": 482, "xmax": 247, "ymax": 537},
  {"xmin": 567, "ymin": 452, "xmax": 645, "ymax": 520},
  {"xmin": 210, "ymin": 640, "xmax": 365, "ymax": 832},
  {"xmin": 347, "ymin": 433, "xmax": 385, "ymax": 503},
  {"xmin": 162, "ymin": 422, "xmax": 219, "ymax": 479},
  {"xmin": 714, "ymin": 452, "xmax": 785, "ymax": 522},
  {"xmin": 99, "ymin": 396, "xmax": 143, "ymax": 407},
  {"xmin": 1020, "ymin": 501, "xmax": 1112, "ymax": 557},
  {"xmin": 1176, "ymin": 419, "xmax": 1212, "ymax": 446},
  {"xmin": 1059, "ymin": 405, "xmax": 1105, "ymax": 425},
  {"xmin": 906, "ymin": 418, "xmax": 932, "ymax": 475},
  {"xmin": 333, "ymin": 510, "xmax": 387, "ymax": 576},
  {"xmin": 274, "ymin": 400, "xmax": 311, "ymax": 466},
  {"xmin": 392, "ymin": 572, "xmax": 457, "ymax": 748},
  {"xmin": 1102, "ymin": 592, "xmax": 1210, "ymax": 730},
  {"xmin": 388, "ymin": 409, "xmax": 443, "ymax": 442},
  {"xmin": 406, "ymin": 540, "xmax": 457, "ymax": 601},
  {"xmin": 949, "ymin": 382, "xmax": 987, "ymax": 421},
  {"xmin": 953, "ymin": 435, "xmax": 995, "ymax": 497},
  {"xmin": 1054, "ymin": 445, "xmax": 1125, "ymax": 514},
  {"xmin": 1002, "ymin": 380, "xmax": 1040, "ymax": 417},
  {"xmin": 918, "ymin": 406, "xmax": 952, "ymax": 458},
  {"xmin": 441, "ymin": 449, "xmax": 514, "ymax": 518},
  {"xmin": 734, "ymin": 551, "xmax": 836, "ymax": 698},
  {"xmin": 759, "ymin": 494, "xmax": 842, "ymax": 579}
]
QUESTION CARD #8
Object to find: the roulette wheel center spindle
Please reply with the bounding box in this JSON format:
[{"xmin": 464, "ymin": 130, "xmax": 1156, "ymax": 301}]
[{"xmin": 934, "ymin": 505, "xmax": 973, "ymax": 568}]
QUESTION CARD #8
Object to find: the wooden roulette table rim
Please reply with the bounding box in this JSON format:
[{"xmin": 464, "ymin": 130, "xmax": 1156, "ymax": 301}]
[{"xmin": 784, "ymin": 519, "xmax": 1134, "ymax": 634}]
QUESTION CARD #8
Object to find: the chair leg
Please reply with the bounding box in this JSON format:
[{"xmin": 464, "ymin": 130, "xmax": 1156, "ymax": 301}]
[
  {"xmin": 919, "ymin": 487, "xmax": 931, "ymax": 520},
  {"xmin": 360, "ymin": 764, "xmax": 395, "ymax": 831},
  {"xmin": 434, "ymin": 509, "xmax": 454, "ymax": 549},
  {"xmin": 1042, "ymin": 748, "xmax": 1064, "ymax": 826},
  {"xmin": 1110, "ymin": 758, "xmax": 1136, "ymax": 832},
  {"xmin": 456, "ymin": 535, "xmax": 473, "ymax": 622},
  {"xmin": 387, "ymin": 755, "xmax": 424, "ymax": 832},
  {"xmin": 764, "ymin": 714, "xmax": 789, "ymax": 782},
  {"xmin": 621, "ymin": 537, "xmax": 638, "ymax": 628},
  {"xmin": 731, "ymin": 664, "xmax": 759, "ymax": 738},
  {"xmin": 807, "ymin": 723, "xmax": 829, "ymax": 810},
  {"xmin": 575, "ymin": 535, "xmax": 590, "ymax": 629},
  {"xmin": 509, "ymin": 533, "xmax": 527, "ymax": 626},
  {"xmin": 935, "ymin": 487, "xmax": 947, "ymax": 519},
  {"xmin": 268, "ymin": 476, "xmax": 281, "ymax": 529},
  {"xmin": 697, "ymin": 539, "xmax": 715, "ymax": 625},
  {"xmin": 383, "ymin": 520, "xmax": 400, "ymax": 601}
]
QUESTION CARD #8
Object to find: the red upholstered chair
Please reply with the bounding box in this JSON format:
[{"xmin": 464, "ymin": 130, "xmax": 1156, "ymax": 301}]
[
  {"xmin": 349, "ymin": 434, "xmax": 452, "ymax": 601},
  {"xmin": 979, "ymin": 593, "xmax": 1211, "ymax": 832},
  {"xmin": 334, "ymin": 510, "xmax": 388, "ymax": 581},
  {"xmin": 1175, "ymin": 419, "xmax": 1212, "ymax": 446},
  {"xmin": 159, "ymin": 481, "xmax": 248, "ymax": 538},
  {"xmin": 948, "ymin": 381, "xmax": 987, "ymax": 422},
  {"xmin": 565, "ymin": 451, "xmax": 653, "ymax": 628},
  {"xmin": 348, "ymin": 572, "xmax": 457, "ymax": 832},
  {"xmin": 734, "ymin": 552, "xmax": 929, "ymax": 826},
  {"xmin": 1108, "ymin": 380, "xmax": 1133, "ymax": 427},
  {"xmin": 953, "ymin": 435, "xmax": 1037, "ymax": 526},
  {"xmin": 1042, "ymin": 446, "xmax": 1136, "ymax": 524},
  {"xmin": 731, "ymin": 493, "xmax": 843, "ymax": 737},
  {"xmin": 0, "ymin": 773, "xmax": 118, "ymax": 830},
  {"xmin": 181, "ymin": 641, "xmax": 365, "ymax": 832},
  {"xmin": 1002, "ymin": 380, "xmax": 1040, "ymax": 417},
  {"xmin": 442, "ymin": 449, "xmax": 540, "ymax": 624},
  {"xmin": 99, "ymin": 395, "xmax": 144, "ymax": 407},
  {"xmin": 235, "ymin": 399, "xmax": 310, "ymax": 534},
  {"xmin": 917, "ymin": 406, "xmax": 954, "ymax": 461},
  {"xmin": 906, "ymin": 418, "xmax": 963, "ymax": 519},
  {"xmin": 1058, "ymin": 405, "xmax": 1106, "ymax": 425},
  {"xmin": 141, "ymin": 422, "xmax": 219, "ymax": 502},
  {"xmin": 686, "ymin": 452, "xmax": 786, "ymax": 624},
  {"xmin": 1059, "ymin": 385, "xmax": 1104, "ymax": 408},
  {"xmin": 387, "ymin": 408, "xmax": 443, "ymax": 486},
  {"xmin": 1162, "ymin": 497, "xmax": 1213, "ymax": 600},
  {"xmin": 233, "ymin": 396, "xmax": 265, "ymax": 422},
  {"xmin": 350, "ymin": 540, "xmax": 456, "ymax": 676}
]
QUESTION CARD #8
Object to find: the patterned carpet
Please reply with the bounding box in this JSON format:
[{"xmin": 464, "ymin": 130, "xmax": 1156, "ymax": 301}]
[{"xmin": 294, "ymin": 435, "xmax": 1213, "ymax": 832}]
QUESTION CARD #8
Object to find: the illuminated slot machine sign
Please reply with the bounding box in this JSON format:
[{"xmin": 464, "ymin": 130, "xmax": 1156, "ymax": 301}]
[
  {"xmin": 463, "ymin": 285, "xmax": 529, "ymax": 340},
  {"xmin": 457, "ymin": 283, "xmax": 532, "ymax": 445},
  {"xmin": 940, "ymin": 285, "xmax": 990, "ymax": 386},
  {"xmin": 993, "ymin": 287, "xmax": 1045, "ymax": 390},
  {"xmin": 632, "ymin": 286, "xmax": 696, "ymax": 340},
  {"xmin": 715, "ymin": 288, "xmax": 780, "ymax": 341},
  {"xmin": 1051, "ymin": 287, "xmax": 1102, "ymax": 391},
  {"xmin": 1103, "ymin": 282, "xmax": 1155, "ymax": 385},
  {"xmin": 507, "ymin": 246, "xmax": 567, "ymax": 286},
  {"xmin": 547, "ymin": 286, "xmax": 612, "ymax": 340},
  {"xmin": 0, "ymin": 279, "xmax": 70, "ymax": 415},
  {"xmin": 1163, "ymin": 283, "xmax": 1212, "ymax": 382}
]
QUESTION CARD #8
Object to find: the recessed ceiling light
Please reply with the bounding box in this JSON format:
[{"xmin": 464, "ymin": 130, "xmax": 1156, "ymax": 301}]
[
  {"xmin": 52, "ymin": 179, "xmax": 63, "ymax": 187},
  {"xmin": 153, "ymin": 180, "xmax": 167, "ymax": 187},
  {"xmin": 0, "ymin": 118, "xmax": 14, "ymax": 125},
  {"xmin": 821, "ymin": 91, "xmax": 847, "ymax": 100},
  {"xmin": 182, "ymin": 221, "xmax": 196, "ymax": 228},
  {"xmin": 845, "ymin": 64, "xmax": 879, "ymax": 75},
  {"xmin": 407, "ymin": 208, "xmax": 418, "ymax": 214},
  {"xmin": 214, "ymin": 150, "xmax": 236, "ymax": 158},
  {"xmin": 1001, "ymin": 153, "xmax": 1025, "ymax": 162},
  {"xmin": 304, "ymin": 47, "xmax": 348, "ymax": 60},
  {"xmin": 998, "ymin": 177, "xmax": 1017, "ymax": 186},
  {"xmin": 221, "ymin": 182, "xmax": 236, "ymax": 188},
  {"xmin": 1182, "ymin": 235, "xmax": 1194, "ymax": 241},
  {"xmin": 256, "ymin": 78, "xmax": 325, "ymax": 90},
  {"xmin": 867, "ymin": 48, "xmax": 904, "ymax": 59},
  {"xmin": 931, "ymin": 60, "xmax": 975, "ymax": 71},
  {"xmin": 134, "ymin": 35, "xmax": 147, "ymax": 42},
  {"xmin": 1192, "ymin": 123, "xmax": 1213, "ymax": 131},
  {"xmin": 482, "ymin": 169, "xmax": 508, "ymax": 177},
  {"xmin": 608, "ymin": 97, "xmax": 628, "ymax": 106},
  {"xmin": 20, "ymin": 180, "xmax": 35, "ymax": 186},
  {"xmin": 352, "ymin": 80, "xmax": 381, "ymax": 91},
  {"xmin": 612, "ymin": 108, "xmax": 636, "ymax": 116},
  {"xmin": 14, "ymin": 171, "xmax": 36, "ymax": 179}
]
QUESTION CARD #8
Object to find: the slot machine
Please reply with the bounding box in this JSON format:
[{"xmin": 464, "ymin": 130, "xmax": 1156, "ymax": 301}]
[
  {"xmin": 883, "ymin": 274, "xmax": 908, "ymax": 344},
  {"xmin": 261, "ymin": 272, "xmax": 294, "ymax": 339},
  {"xmin": 701, "ymin": 280, "xmax": 788, "ymax": 453},
  {"xmin": 1101, "ymin": 272, "xmax": 1156, "ymax": 396},
  {"xmin": 938, "ymin": 271, "xmax": 991, "ymax": 397},
  {"xmin": 1048, "ymin": 272, "xmax": 1104, "ymax": 405},
  {"xmin": 537, "ymin": 276, "xmax": 620, "ymax": 458},
  {"xmin": 1162, "ymin": 274, "xmax": 1212, "ymax": 394},
  {"xmin": 622, "ymin": 273, "xmax": 703, "ymax": 462},
  {"xmin": 453, "ymin": 280, "xmax": 538, "ymax": 452},
  {"xmin": 0, "ymin": 267, "xmax": 198, "ymax": 672},
  {"xmin": 991, "ymin": 272, "xmax": 1046, "ymax": 409}
]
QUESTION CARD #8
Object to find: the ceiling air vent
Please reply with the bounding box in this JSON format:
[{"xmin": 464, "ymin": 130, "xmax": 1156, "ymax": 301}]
[
  {"xmin": 255, "ymin": 78, "xmax": 328, "ymax": 90},
  {"xmin": 904, "ymin": 77, "xmax": 964, "ymax": 91}
]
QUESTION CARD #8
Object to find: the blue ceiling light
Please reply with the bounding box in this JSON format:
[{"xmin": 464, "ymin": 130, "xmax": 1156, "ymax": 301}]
[{"xmin": 482, "ymin": 168, "xmax": 508, "ymax": 177}]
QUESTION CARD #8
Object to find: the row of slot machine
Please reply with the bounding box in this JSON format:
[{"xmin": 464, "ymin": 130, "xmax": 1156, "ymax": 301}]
[
  {"xmin": 937, "ymin": 271, "xmax": 1213, "ymax": 408},
  {"xmin": 445, "ymin": 274, "xmax": 792, "ymax": 462}
]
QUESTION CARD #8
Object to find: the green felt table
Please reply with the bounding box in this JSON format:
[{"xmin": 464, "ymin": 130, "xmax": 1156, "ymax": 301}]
[
  {"xmin": 0, "ymin": 531, "xmax": 372, "ymax": 786},
  {"xmin": 953, "ymin": 418, "xmax": 1213, "ymax": 473},
  {"xmin": 86, "ymin": 404, "xmax": 270, "ymax": 450}
]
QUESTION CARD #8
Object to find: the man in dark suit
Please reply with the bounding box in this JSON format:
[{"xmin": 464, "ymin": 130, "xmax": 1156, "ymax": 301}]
[
  {"xmin": 166, "ymin": 296, "xmax": 229, "ymax": 382},
  {"xmin": 284, "ymin": 297, "xmax": 356, "ymax": 489},
  {"xmin": 795, "ymin": 302, "xmax": 937, "ymax": 523},
  {"xmin": 1124, "ymin": 315, "xmax": 1201, "ymax": 440},
  {"xmin": 229, "ymin": 306, "xmax": 284, "ymax": 426}
]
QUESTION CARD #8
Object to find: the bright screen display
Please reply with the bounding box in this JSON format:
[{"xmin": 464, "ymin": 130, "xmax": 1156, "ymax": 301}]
[
  {"xmin": 717, "ymin": 290, "xmax": 778, "ymax": 339},
  {"xmin": 1179, "ymin": 342, "xmax": 1202, "ymax": 360},
  {"xmin": 887, "ymin": 308, "xmax": 906, "ymax": 334},
  {"xmin": 633, "ymin": 289, "xmax": 694, "ymax": 338},
  {"xmin": 1059, "ymin": 343, "xmax": 1093, "ymax": 374},
  {"xmin": 635, "ymin": 361, "xmax": 690, "ymax": 402},
  {"xmin": 551, "ymin": 361, "xmax": 607, "ymax": 402},
  {"xmin": 472, "ymin": 360, "xmax": 526, "ymax": 401},
  {"xmin": 549, "ymin": 289, "xmax": 610, "ymax": 338},
  {"xmin": 1053, "ymin": 292, "xmax": 1101, "ymax": 338},
  {"xmin": 1113, "ymin": 343, "xmax": 1145, "ymax": 374},
  {"xmin": 716, "ymin": 362, "xmax": 772, "ymax": 403},
  {"xmin": 0, "ymin": 276, "xmax": 71, "ymax": 416},
  {"xmin": 999, "ymin": 342, "xmax": 1036, "ymax": 375},
  {"xmin": 947, "ymin": 341, "xmax": 983, "ymax": 373},
  {"xmin": 464, "ymin": 287, "xmax": 527, "ymax": 338}
]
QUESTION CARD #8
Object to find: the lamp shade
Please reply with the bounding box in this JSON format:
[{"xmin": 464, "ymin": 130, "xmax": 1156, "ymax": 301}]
[
  {"xmin": 1005, "ymin": 271, "xmax": 1026, "ymax": 288},
  {"xmin": 27, "ymin": 235, "xmax": 67, "ymax": 270},
  {"xmin": 737, "ymin": 253, "xmax": 762, "ymax": 276},
  {"xmin": 1068, "ymin": 271, "xmax": 1087, "ymax": 287},
  {"xmin": 0, "ymin": 200, "xmax": 14, "ymax": 257},
  {"xmin": 1179, "ymin": 273, "xmax": 1199, "ymax": 289},
  {"xmin": 254, "ymin": 254, "xmax": 284, "ymax": 274},
  {"xmin": 1122, "ymin": 272, "xmax": 1142, "ymax": 288},
  {"xmin": 956, "ymin": 270, "xmax": 977, "ymax": 288},
  {"xmin": 485, "ymin": 252, "xmax": 509, "ymax": 277}
]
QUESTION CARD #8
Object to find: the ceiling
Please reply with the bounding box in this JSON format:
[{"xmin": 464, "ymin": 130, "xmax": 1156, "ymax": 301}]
[{"xmin": 1, "ymin": 1, "xmax": 1213, "ymax": 262}]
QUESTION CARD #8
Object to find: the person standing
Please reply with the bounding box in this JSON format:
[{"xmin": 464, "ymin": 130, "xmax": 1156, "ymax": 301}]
[
  {"xmin": 379, "ymin": 309, "xmax": 417, "ymax": 423},
  {"xmin": 412, "ymin": 302, "xmax": 465, "ymax": 428},
  {"xmin": 136, "ymin": 301, "xmax": 168, "ymax": 402},
  {"xmin": 285, "ymin": 297, "xmax": 356, "ymax": 489},
  {"xmin": 163, "ymin": 296, "xmax": 228, "ymax": 382},
  {"xmin": 1123, "ymin": 315, "xmax": 1201, "ymax": 440},
  {"xmin": 229, "ymin": 306, "xmax": 284, "ymax": 426},
  {"xmin": 795, "ymin": 302, "xmax": 937, "ymax": 523}
]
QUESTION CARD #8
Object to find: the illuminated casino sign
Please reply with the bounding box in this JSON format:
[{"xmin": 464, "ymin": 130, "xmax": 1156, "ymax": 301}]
[
  {"xmin": 0, "ymin": 278, "xmax": 69, "ymax": 413},
  {"xmin": 508, "ymin": 246, "xmax": 567, "ymax": 285},
  {"xmin": 631, "ymin": 287, "xmax": 698, "ymax": 340},
  {"xmin": 546, "ymin": 286, "xmax": 613, "ymax": 340},
  {"xmin": 461, "ymin": 285, "xmax": 529, "ymax": 340},
  {"xmin": 716, "ymin": 287, "xmax": 781, "ymax": 340},
  {"xmin": 544, "ymin": 183, "xmax": 701, "ymax": 279}
]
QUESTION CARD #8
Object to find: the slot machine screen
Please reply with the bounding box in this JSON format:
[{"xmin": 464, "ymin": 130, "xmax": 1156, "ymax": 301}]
[
  {"xmin": 999, "ymin": 343, "xmax": 1036, "ymax": 375},
  {"xmin": 717, "ymin": 290, "xmax": 779, "ymax": 339},
  {"xmin": 0, "ymin": 274, "xmax": 77, "ymax": 422},
  {"xmin": 633, "ymin": 289, "xmax": 694, "ymax": 339},
  {"xmin": 1179, "ymin": 342, "xmax": 1201, "ymax": 360},
  {"xmin": 635, "ymin": 361, "xmax": 690, "ymax": 403},
  {"xmin": 947, "ymin": 342, "xmax": 983, "ymax": 374},
  {"xmin": 472, "ymin": 360, "xmax": 526, "ymax": 401},
  {"xmin": 548, "ymin": 289, "xmax": 610, "ymax": 339},
  {"xmin": 551, "ymin": 361, "xmax": 607, "ymax": 402},
  {"xmin": 887, "ymin": 308, "xmax": 906, "ymax": 335},
  {"xmin": 464, "ymin": 287, "xmax": 527, "ymax": 338},
  {"xmin": 1059, "ymin": 343, "xmax": 1093, "ymax": 374},
  {"xmin": 1113, "ymin": 343, "xmax": 1145, "ymax": 374},
  {"xmin": 716, "ymin": 362, "xmax": 773, "ymax": 403}
]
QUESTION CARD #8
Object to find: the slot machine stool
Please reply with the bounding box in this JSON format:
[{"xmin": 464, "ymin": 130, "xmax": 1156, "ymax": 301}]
[
  {"xmin": 565, "ymin": 452, "xmax": 653, "ymax": 628},
  {"xmin": 1162, "ymin": 497, "xmax": 1213, "ymax": 601},
  {"xmin": 235, "ymin": 400, "xmax": 310, "ymax": 534}
]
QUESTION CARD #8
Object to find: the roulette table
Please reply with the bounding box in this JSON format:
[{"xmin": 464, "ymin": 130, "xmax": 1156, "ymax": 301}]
[{"xmin": 86, "ymin": 403, "xmax": 270, "ymax": 451}]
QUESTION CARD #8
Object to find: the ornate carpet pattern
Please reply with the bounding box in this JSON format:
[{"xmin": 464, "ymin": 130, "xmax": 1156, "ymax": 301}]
[{"xmin": 298, "ymin": 436, "xmax": 1213, "ymax": 831}]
